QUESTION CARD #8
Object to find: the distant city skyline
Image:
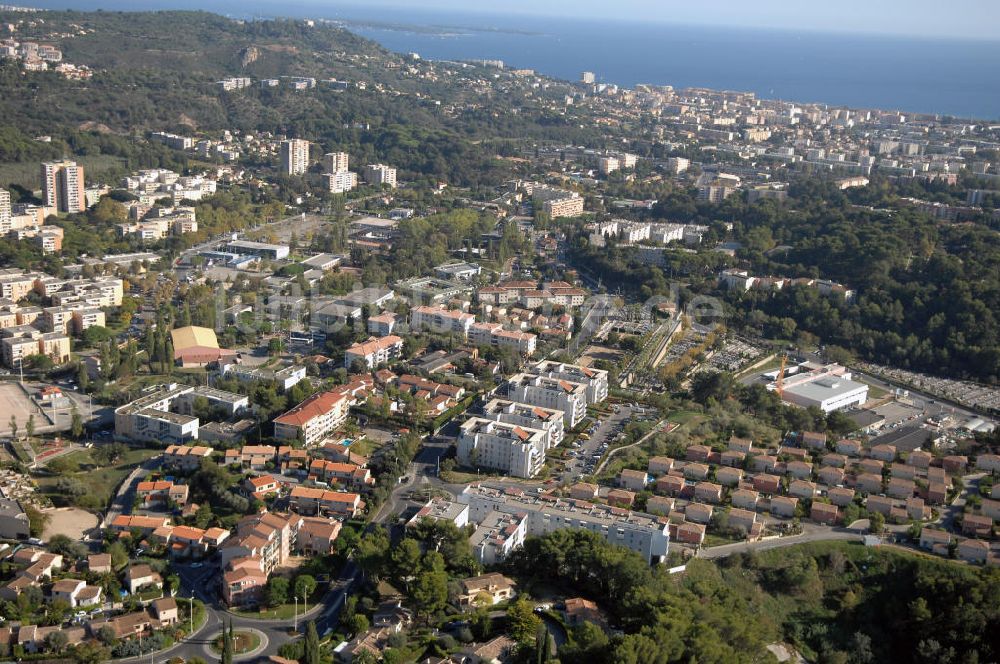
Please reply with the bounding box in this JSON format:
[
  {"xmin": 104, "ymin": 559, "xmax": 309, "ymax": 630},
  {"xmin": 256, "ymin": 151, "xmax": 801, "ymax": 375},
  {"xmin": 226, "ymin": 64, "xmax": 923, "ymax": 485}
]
[{"xmin": 334, "ymin": 0, "xmax": 1000, "ymax": 41}]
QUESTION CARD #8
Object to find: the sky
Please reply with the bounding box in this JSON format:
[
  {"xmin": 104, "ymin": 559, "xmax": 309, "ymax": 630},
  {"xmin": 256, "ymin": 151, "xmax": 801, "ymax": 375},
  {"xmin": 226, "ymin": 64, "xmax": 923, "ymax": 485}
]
[{"xmin": 335, "ymin": 0, "xmax": 1000, "ymax": 41}]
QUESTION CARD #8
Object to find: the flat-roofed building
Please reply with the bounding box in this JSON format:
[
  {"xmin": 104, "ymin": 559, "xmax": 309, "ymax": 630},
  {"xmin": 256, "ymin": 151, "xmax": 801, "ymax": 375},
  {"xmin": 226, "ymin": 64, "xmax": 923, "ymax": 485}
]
[
  {"xmin": 470, "ymin": 511, "xmax": 527, "ymax": 565},
  {"xmin": 507, "ymin": 373, "xmax": 587, "ymax": 428},
  {"xmin": 406, "ymin": 498, "xmax": 469, "ymax": 530},
  {"xmin": 530, "ymin": 360, "xmax": 609, "ymax": 404},
  {"xmin": 459, "ymin": 484, "xmax": 670, "ymax": 564},
  {"xmin": 480, "ymin": 398, "xmax": 564, "ymax": 449},
  {"xmin": 457, "ymin": 418, "xmax": 547, "ymax": 478},
  {"xmin": 410, "ymin": 306, "xmax": 475, "ymax": 337}
]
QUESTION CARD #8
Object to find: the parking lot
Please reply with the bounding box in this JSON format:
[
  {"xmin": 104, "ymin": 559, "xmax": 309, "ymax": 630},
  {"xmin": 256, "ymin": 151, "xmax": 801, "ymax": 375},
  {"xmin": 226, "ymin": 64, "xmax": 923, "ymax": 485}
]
[{"xmin": 559, "ymin": 404, "xmax": 654, "ymax": 481}]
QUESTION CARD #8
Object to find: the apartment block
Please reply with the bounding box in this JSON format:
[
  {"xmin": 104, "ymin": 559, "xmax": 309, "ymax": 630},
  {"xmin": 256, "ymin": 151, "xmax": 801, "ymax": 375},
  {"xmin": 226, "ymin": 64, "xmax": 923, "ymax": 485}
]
[
  {"xmin": 273, "ymin": 390, "xmax": 350, "ymax": 445},
  {"xmin": 457, "ymin": 418, "xmax": 547, "ymax": 478},
  {"xmin": 507, "ymin": 373, "xmax": 587, "ymax": 428},
  {"xmin": 530, "ymin": 360, "xmax": 609, "ymax": 404},
  {"xmin": 344, "ymin": 335, "xmax": 404, "ymax": 370},
  {"xmin": 41, "ymin": 160, "xmax": 85, "ymax": 213},
  {"xmin": 410, "ymin": 306, "xmax": 475, "ymax": 337},
  {"xmin": 459, "ymin": 484, "xmax": 670, "ymax": 564},
  {"xmin": 280, "ymin": 139, "xmax": 310, "ymax": 176},
  {"xmin": 480, "ymin": 398, "xmax": 565, "ymax": 449}
]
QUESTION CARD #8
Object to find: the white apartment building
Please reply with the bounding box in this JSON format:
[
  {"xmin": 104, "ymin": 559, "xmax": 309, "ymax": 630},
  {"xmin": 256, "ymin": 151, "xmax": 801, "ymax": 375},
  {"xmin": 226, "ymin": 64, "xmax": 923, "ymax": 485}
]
[
  {"xmin": 324, "ymin": 152, "xmax": 350, "ymax": 173},
  {"xmin": 531, "ymin": 360, "xmax": 609, "ymax": 404},
  {"xmin": 362, "ymin": 164, "xmax": 397, "ymax": 188},
  {"xmin": 324, "ymin": 170, "xmax": 357, "ymax": 194},
  {"xmin": 470, "ymin": 511, "xmax": 528, "ymax": 565},
  {"xmin": 280, "ymin": 139, "xmax": 310, "ymax": 176},
  {"xmin": 480, "ymin": 398, "xmax": 565, "ymax": 449},
  {"xmin": 41, "ymin": 160, "xmax": 85, "ymax": 213},
  {"xmin": 343, "ymin": 335, "xmax": 404, "ymax": 370},
  {"xmin": 114, "ymin": 384, "xmax": 248, "ymax": 444},
  {"xmin": 459, "ymin": 485, "xmax": 671, "ymax": 564},
  {"xmin": 0, "ymin": 190, "xmax": 10, "ymax": 230},
  {"xmin": 507, "ymin": 373, "xmax": 587, "ymax": 428},
  {"xmin": 410, "ymin": 306, "xmax": 475, "ymax": 337},
  {"xmin": 457, "ymin": 418, "xmax": 547, "ymax": 478},
  {"xmin": 468, "ymin": 323, "xmax": 537, "ymax": 355}
]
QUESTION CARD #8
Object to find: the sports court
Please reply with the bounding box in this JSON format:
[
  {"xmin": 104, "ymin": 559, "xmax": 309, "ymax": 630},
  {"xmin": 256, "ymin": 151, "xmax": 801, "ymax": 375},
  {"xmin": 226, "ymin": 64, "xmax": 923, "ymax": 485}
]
[{"xmin": 0, "ymin": 383, "xmax": 46, "ymax": 435}]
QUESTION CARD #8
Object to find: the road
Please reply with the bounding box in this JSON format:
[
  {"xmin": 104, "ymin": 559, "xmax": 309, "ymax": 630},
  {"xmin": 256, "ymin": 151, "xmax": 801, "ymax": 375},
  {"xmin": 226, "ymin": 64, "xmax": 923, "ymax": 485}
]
[
  {"xmin": 150, "ymin": 434, "xmax": 438, "ymax": 662},
  {"xmin": 100, "ymin": 458, "xmax": 162, "ymax": 531},
  {"xmin": 697, "ymin": 528, "xmax": 866, "ymax": 560}
]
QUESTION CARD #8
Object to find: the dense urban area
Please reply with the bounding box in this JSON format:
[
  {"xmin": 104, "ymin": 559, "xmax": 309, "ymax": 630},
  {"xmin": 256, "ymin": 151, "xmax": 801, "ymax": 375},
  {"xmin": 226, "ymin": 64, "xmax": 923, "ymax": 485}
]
[{"xmin": 0, "ymin": 6, "xmax": 996, "ymax": 664}]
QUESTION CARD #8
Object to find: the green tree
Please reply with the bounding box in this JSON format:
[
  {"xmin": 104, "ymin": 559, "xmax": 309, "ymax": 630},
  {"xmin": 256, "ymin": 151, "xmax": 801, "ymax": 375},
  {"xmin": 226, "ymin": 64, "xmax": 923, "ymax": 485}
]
[
  {"xmin": 266, "ymin": 577, "xmax": 289, "ymax": 607},
  {"xmin": 70, "ymin": 405, "xmax": 84, "ymax": 439},
  {"xmin": 294, "ymin": 574, "xmax": 317, "ymax": 603},
  {"xmin": 97, "ymin": 624, "xmax": 117, "ymax": 646},
  {"xmin": 506, "ymin": 599, "xmax": 542, "ymax": 646},
  {"xmin": 25, "ymin": 414, "xmax": 35, "ymax": 440},
  {"xmin": 304, "ymin": 620, "xmax": 320, "ymax": 664},
  {"xmin": 77, "ymin": 362, "xmax": 89, "ymax": 392},
  {"xmin": 9, "ymin": 414, "xmax": 17, "ymax": 440},
  {"xmin": 220, "ymin": 619, "xmax": 233, "ymax": 664},
  {"xmin": 411, "ymin": 569, "xmax": 449, "ymax": 620},
  {"xmin": 869, "ymin": 511, "xmax": 885, "ymax": 534},
  {"xmin": 346, "ymin": 612, "xmax": 369, "ymax": 636},
  {"xmin": 45, "ymin": 629, "xmax": 69, "ymax": 653}
]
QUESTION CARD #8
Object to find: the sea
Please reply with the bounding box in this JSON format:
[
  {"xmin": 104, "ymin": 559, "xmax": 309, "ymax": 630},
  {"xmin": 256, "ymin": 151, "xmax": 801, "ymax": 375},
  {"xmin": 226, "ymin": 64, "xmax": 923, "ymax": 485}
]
[{"xmin": 21, "ymin": 0, "xmax": 1000, "ymax": 120}]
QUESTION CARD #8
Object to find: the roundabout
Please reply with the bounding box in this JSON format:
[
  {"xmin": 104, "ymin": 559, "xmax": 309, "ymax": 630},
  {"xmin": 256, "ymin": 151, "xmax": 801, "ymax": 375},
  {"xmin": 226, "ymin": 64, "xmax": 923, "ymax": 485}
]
[{"xmin": 204, "ymin": 627, "xmax": 269, "ymax": 661}]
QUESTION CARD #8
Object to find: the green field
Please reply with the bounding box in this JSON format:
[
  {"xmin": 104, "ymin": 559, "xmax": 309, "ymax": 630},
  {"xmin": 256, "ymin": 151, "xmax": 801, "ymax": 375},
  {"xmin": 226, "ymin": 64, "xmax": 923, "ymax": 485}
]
[{"xmin": 34, "ymin": 446, "xmax": 160, "ymax": 510}]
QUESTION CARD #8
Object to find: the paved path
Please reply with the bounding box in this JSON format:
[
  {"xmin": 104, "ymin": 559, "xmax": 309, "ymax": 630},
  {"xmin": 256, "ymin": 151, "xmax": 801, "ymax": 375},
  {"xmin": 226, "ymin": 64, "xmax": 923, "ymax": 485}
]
[
  {"xmin": 593, "ymin": 418, "xmax": 668, "ymax": 476},
  {"xmin": 697, "ymin": 529, "xmax": 865, "ymax": 559}
]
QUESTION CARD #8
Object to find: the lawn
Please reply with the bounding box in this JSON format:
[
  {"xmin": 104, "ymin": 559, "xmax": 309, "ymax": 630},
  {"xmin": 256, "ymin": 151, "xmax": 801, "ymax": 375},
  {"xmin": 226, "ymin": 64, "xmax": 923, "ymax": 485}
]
[
  {"xmin": 34, "ymin": 446, "xmax": 160, "ymax": 510},
  {"xmin": 230, "ymin": 601, "xmax": 316, "ymax": 620},
  {"xmin": 668, "ymin": 410, "xmax": 704, "ymax": 426},
  {"xmin": 210, "ymin": 630, "xmax": 261, "ymax": 654}
]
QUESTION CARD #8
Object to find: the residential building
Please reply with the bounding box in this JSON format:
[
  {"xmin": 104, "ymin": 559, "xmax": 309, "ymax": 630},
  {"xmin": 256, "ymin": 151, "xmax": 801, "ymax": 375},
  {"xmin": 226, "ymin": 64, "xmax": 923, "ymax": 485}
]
[
  {"xmin": 406, "ymin": 498, "xmax": 469, "ymax": 530},
  {"xmin": 324, "ymin": 170, "xmax": 358, "ymax": 193},
  {"xmin": 531, "ymin": 360, "xmax": 609, "ymax": 404},
  {"xmin": 468, "ymin": 322, "xmax": 538, "ymax": 355},
  {"xmin": 470, "ymin": 511, "xmax": 528, "ymax": 565},
  {"xmin": 731, "ymin": 489, "xmax": 759, "ymax": 511},
  {"xmin": 41, "ymin": 160, "xmax": 85, "ymax": 213},
  {"xmin": 648, "ymin": 456, "xmax": 674, "ymax": 476},
  {"xmin": 280, "ymin": 139, "xmax": 310, "ymax": 176},
  {"xmin": 344, "ymin": 335, "xmax": 404, "ymax": 370},
  {"xmin": 507, "ymin": 373, "xmax": 587, "ymax": 428},
  {"xmin": 811, "ymin": 502, "xmax": 839, "ymax": 525},
  {"xmin": 273, "ymin": 390, "xmax": 350, "ymax": 445},
  {"xmin": 410, "ymin": 306, "xmax": 475, "ymax": 337},
  {"xmin": 288, "ymin": 487, "xmax": 364, "ymax": 517},
  {"xmin": 619, "ymin": 469, "xmax": 649, "ymax": 492},
  {"xmin": 363, "ymin": 164, "xmax": 397, "ymax": 188},
  {"xmin": 456, "ymin": 573, "xmax": 517, "ymax": 607},
  {"xmin": 457, "ymin": 418, "xmax": 547, "ymax": 478},
  {"xmin": 770, "ymin": 496, "xmax": 798, "ymax": 518},
  {"xmin": 459, "ymin": 484, "xmax": 670, "ymax": 564},
  {"xmin": 480, "ymin": 398, "xmax": 564, "ymax": 449}
]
